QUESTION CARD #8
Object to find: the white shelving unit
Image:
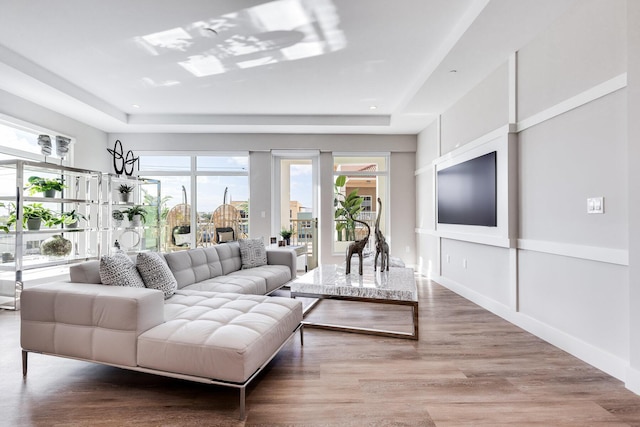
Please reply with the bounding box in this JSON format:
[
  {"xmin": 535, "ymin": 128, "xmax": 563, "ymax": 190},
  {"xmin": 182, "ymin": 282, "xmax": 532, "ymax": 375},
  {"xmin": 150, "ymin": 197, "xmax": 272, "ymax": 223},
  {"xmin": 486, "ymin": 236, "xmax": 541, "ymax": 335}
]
[
  {"xmin": 101, "ymin": 174, "xmax": 161, "ymax": 256},
  {"xmin": 0, "ymin": 160, "xmax": 102, "ymax": 310}
]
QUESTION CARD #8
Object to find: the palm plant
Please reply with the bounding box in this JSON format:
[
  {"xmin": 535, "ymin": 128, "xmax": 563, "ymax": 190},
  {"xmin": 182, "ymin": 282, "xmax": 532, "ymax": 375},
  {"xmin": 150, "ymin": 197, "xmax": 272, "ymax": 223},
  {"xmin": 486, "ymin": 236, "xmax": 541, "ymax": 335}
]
[{"xmin": 334, "ymin": 175, "xmax": 364, "ymax": 241}]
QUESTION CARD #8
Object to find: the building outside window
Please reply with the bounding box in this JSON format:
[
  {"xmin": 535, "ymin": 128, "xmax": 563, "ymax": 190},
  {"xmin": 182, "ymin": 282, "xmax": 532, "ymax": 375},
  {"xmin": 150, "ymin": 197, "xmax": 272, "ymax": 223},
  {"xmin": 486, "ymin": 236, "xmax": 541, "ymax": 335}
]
[{"xmin": 333, "ymin": 154, "xmax": 389, "ymax": 254}]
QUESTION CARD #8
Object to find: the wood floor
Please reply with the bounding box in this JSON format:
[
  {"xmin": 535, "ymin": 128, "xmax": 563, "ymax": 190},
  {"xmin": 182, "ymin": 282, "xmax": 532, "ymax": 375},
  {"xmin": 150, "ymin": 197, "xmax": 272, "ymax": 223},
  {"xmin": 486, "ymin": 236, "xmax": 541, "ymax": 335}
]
[{"xmin": 3, "ymin": 276, "xmax": 640, "ymax": 426}]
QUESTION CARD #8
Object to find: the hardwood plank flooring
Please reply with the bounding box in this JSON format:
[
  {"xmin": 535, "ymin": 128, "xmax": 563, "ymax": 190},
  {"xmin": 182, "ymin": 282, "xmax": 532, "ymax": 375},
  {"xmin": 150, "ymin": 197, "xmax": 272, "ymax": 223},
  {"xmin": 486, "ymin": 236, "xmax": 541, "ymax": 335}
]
[{"xmin": 2, "ymin": 276, "xmax": 640, "ymax": 426}]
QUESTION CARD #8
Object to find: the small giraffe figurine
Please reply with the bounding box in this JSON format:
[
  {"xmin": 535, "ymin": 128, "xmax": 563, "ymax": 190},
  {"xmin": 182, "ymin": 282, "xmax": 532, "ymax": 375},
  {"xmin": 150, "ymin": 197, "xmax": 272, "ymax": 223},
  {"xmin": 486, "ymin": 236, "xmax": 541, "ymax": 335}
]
[
  {"xmin": 374, "ymin": 197, "xmax": 389, "ymax": 271},
  {"xmin": 345, "ymin": 216, "xmax": 371, "ymax": 275}
]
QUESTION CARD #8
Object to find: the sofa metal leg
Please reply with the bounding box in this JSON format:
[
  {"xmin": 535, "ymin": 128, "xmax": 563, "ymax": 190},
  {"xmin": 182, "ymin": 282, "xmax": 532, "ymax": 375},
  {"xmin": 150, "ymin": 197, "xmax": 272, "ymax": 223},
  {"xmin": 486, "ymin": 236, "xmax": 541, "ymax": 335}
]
[
  {"xmin": 22, "ymin": 350, "xmax": 28, "ymax": 377},
  {"xmin": 300, "ymin": 324, "xmax": 304, "ymax": 346},
  {"xmin": 239, "ymin": 386, "xmax": 246, "ymax": 420}
]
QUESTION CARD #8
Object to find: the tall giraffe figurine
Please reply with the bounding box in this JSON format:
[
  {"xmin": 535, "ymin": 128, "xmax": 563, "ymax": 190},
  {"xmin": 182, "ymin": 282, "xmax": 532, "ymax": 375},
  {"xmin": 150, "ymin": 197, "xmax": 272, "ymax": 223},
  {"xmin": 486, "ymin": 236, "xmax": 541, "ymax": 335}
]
[
  {"xmin": 345, "ymin": 214, "xmax": 371, "ymax": 275},
  {"xmin": 374, "ymin": 197, "xmax": 389, "ymax": 271}
]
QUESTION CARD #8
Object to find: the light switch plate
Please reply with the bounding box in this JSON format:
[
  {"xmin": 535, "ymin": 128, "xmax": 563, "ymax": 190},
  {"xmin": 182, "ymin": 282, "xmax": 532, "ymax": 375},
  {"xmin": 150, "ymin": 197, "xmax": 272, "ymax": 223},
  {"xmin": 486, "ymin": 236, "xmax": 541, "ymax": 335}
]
[{"xmin": 587, "ymin": 197, "xmax": 604, "ymax": 214}]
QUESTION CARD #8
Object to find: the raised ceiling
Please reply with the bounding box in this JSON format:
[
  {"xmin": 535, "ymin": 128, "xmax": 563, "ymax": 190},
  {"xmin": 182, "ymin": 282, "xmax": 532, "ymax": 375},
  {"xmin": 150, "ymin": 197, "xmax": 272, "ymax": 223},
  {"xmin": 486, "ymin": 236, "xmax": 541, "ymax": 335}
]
[{"xmin": 0, "ymin": 0, "xmax": 576, "ymax": 134}]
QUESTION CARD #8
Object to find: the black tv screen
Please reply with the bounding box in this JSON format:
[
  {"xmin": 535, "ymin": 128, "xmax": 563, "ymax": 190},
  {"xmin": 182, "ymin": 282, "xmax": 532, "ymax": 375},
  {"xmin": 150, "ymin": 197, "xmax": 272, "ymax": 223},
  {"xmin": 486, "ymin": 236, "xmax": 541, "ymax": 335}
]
[{"xmin": 437, "ymin": 151, "xmax": 497, "ymax": 227}]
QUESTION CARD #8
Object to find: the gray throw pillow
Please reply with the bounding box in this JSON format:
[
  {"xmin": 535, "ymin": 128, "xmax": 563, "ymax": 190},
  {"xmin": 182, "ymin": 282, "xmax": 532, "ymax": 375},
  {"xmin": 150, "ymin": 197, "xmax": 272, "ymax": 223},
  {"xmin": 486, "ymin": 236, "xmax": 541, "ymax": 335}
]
[
  {"xmin": 136, "ymin": 252, "xmax": 177, "ymax": 299},
  {"xmin": 99, "ymin": 252, "xmax": 145, "ymax": 288},
  {"xmin": 239, "ymin": 238, "xmax": 267, "ymax": 269}
]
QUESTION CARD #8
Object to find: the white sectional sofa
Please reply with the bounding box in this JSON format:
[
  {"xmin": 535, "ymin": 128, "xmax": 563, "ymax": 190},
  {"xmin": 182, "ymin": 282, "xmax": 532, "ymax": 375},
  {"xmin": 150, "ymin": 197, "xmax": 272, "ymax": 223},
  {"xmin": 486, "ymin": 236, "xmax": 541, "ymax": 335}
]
[{"xmin": 20, "ymin": 242, "xmax": 303, "ymax": 419}]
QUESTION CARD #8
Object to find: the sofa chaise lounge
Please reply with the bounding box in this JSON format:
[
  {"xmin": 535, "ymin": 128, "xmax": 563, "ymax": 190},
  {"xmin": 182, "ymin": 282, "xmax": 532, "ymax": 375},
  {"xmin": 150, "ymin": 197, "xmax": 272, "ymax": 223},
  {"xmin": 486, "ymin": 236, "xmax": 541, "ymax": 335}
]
[{"xmin": 20, "ymin": 242, "xmax": 303, "ymax": 419}]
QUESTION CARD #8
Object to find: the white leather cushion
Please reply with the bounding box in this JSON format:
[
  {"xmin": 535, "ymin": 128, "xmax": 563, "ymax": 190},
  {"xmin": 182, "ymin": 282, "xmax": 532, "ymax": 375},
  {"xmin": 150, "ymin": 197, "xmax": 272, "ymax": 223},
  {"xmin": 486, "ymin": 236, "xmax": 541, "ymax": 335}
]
[
  {"xmin": 99, "ymin": 252, "xmax": 145, "ymax": 288},
  {"xmin": 136, "ymin": 252, "xmax": 178, "ymax": 299},
  {"xmin": 239, "ymin": 238, "xmax": 267, "ymax": 269},
  {"xmin": 138, "ymin": 292, "xmax": 303, "ymax": 383}
]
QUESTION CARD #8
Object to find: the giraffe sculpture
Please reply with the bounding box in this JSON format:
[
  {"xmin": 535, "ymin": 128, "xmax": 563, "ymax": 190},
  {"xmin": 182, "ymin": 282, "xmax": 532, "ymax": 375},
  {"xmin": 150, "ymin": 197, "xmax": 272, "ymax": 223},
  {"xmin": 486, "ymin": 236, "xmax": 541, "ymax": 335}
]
[
  {"xmin": 345, "ymin": 214, "xmax": 371, "ymax": 275},
  {"xmin": 374, "ymin": 197, "xmax": 389, "ymax": 272}
]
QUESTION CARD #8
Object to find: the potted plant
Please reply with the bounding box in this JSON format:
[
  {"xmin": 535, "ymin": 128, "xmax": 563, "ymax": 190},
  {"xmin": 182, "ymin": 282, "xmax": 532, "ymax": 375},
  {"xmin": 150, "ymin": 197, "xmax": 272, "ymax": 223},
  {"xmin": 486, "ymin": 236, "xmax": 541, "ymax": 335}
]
[
  {"xmin": 334, "ymin": 175, "xmax": 364, "ymax": 241},
  {"xmin": 26, "ymin": 176, "xmax": 66, "ymax": 197},
  {"xmin": 61, "ymin": 210, "xmax": 87, "ymax": 228},
  {"xmin": 280, "ymin": 228, "xmax": 293, "ymax": 246},
  {"xmin": 122, "ymin": 205, "xmax": 146, "ymax": 226},
  {"xmin": 118, "ymin": 184, "xmax": 134, "ymax": 203},
  {"xmin": 112, "ymin": 209, "xmax": 124, "ymax": 227},
  {"xmin": 8, "ymin": 203, "xmax": 56, "ymax": 230}
]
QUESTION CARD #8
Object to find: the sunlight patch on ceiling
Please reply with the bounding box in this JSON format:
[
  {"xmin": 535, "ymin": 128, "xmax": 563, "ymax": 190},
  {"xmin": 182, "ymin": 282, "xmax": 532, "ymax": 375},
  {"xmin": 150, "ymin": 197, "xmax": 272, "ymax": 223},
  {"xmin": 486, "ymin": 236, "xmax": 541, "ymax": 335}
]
[{"xmin": 134, "ymin": 0, "xmax": 346, "ymax": 79}]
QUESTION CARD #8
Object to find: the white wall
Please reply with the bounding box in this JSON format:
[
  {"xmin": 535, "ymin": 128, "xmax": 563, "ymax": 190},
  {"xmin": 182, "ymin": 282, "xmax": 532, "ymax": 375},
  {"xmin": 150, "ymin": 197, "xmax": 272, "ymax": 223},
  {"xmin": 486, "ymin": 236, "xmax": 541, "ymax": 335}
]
[
  {"xmin": 416, "ymin": 0, "xmax": 633, "ymax": 384},
  {"xmin": 627, "ymin": 0, "xmax": 640, "ymax": 393},
  {"xmin": 0, "ymin": 89, "xmax": 109, "ymax": 171}
]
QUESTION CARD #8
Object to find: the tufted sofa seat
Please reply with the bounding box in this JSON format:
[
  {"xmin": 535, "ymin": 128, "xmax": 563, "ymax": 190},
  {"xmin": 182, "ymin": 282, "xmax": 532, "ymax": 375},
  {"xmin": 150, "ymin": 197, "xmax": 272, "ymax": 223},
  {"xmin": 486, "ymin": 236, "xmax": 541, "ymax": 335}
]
[{"xmin": 139, "ymin": 290, "xmax": 301, "ymax": 383}]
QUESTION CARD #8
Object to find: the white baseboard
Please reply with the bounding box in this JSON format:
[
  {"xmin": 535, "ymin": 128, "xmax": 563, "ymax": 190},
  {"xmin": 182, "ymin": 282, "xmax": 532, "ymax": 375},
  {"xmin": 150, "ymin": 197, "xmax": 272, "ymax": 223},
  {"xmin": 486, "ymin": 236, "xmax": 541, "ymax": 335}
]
[
  {"xmin": 434, "ymin": 275, "xmax": 630, "ymax": 384},
  {"xmin": 626, "ymin": 367, "xmax": 640, "ymax": 394}
]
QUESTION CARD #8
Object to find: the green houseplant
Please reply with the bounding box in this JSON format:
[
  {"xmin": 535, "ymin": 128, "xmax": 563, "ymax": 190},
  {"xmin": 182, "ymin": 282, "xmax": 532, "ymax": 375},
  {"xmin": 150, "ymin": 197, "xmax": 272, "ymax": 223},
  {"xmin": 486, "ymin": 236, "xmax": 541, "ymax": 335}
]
[
  {"xmin": 61, "ymin": 210, "xmax": 87, "ymax": 228},
  {"xmin": 26, "ymin": 176, "xmax": 66, "ymax": 197},
  {"xmin": 122, "ymin": 205, "xmax": 146, "ymax": 226},
  {"xmin": 334, "ymin": 175, "xmax": 364, "ymax": 241},
  {"xmin": 280, "ymin": 228, "xmax": 293, "ymax": 245},
  {"xmin": 6, "ymin": 203, "xmax": 57, "ymax": 230},
  {"xmin": 112, "ymin": 209, "xmax": 124, "ymax": 227},
  {"xmin": 118, "ymin": 184, "xmax": 134, "ymax": 203}
]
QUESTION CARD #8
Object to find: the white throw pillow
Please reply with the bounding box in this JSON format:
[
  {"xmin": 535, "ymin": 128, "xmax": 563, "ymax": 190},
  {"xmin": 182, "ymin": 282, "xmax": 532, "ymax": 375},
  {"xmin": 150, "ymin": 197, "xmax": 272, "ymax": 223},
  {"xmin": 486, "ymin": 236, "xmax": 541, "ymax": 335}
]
[
  {"xmin": 136, "ymin": 252, "xmax": 178, "ymax": 299},
  {"xmin": 99, "ymin": 252, "xmax": 145, "ymax": 288},
  {"xmin": 239, "ymin": 238, "xmax": 267, "ymax": 269}
]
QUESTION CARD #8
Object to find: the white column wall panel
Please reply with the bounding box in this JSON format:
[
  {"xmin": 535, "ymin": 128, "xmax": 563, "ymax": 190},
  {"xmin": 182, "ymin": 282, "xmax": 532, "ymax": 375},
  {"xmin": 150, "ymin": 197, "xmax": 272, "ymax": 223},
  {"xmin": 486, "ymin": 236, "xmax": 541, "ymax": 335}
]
[
  {"xmin": 626, "ymin": 0, "xmax": 640, "ymax": 393},
  {"xmin": 440, "ymin": 62, "xmax": 509, "ymax": 155},
  {"xmin": 249, "ymin": 151, "xmax": 271, "ymax": 241},
  {"xmin": 519, "ymin": 250, "xmax": 629, "ymax": 360},
  {"xmin": 440, "ymin": 239, "xmax": 511, "ymax": 307},
  {"xmin": 390, "ymin": 152, "xmax": 416, "ymax": 265},
  {"xmin": 516, "ymin": 0, "xmax": 627, "ymax": 120},
  {"xmin": 518, "ymin": 90, "xmax": 627, "ymax": 249},
  {"xmin": 417, "ymin": 233, "xmax": 439, "ymax": 279}
]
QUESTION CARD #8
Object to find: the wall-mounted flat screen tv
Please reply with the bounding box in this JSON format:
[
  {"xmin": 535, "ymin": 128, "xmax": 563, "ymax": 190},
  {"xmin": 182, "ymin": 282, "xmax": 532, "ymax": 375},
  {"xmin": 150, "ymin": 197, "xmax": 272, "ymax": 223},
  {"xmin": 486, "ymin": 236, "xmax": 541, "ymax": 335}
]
[{"xmin": 437, "ymin": 151, "xmax": 497, "ymax": 227}]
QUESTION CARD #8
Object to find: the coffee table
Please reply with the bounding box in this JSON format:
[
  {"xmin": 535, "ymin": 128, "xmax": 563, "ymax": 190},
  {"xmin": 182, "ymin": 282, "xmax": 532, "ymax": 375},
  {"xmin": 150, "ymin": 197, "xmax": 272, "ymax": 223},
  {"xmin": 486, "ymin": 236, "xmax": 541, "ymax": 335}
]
[{"xmin": 289, "ymin": 264, "xmax": 418, "ymax": 340}]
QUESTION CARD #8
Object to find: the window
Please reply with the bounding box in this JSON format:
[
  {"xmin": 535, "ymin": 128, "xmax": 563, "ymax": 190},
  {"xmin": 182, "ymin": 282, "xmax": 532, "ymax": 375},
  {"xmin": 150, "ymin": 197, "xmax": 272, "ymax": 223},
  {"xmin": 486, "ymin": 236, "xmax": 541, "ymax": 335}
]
[
  {"xmin": 0, "ymin": 118, "xmax": 73, "ymax": 164},
  {"xmin": 333, "ymin": 154, "xmax": 389, "ymax": 253},
  {"xmin": 138, "ymin": 153, "xmax": 249, "ymax": 251}
]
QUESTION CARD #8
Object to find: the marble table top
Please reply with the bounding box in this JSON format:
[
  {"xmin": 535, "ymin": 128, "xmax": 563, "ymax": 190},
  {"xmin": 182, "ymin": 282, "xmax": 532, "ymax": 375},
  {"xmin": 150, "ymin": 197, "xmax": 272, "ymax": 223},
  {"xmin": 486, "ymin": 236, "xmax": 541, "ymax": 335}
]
[{"xmin": 290, "ymin": 264, "xmax": 417, "ymax": 302}]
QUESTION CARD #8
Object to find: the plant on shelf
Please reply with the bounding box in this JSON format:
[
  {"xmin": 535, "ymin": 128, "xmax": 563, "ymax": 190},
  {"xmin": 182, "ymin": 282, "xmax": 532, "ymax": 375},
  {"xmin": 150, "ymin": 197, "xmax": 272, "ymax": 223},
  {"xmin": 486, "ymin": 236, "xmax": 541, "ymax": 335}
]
[
  {"xmin": 334, "ymin": 175, "xmax": 364, "ymax": 241},
  {"xmin": 280, "ymin": 228, "xmax": 293, "ymax": 245},
  {"xmin": 122, "ymin": 205, "xmax": 146, "ymax": 226},
  {"xmin": 0, "ymin": 202, "xmax": 8, "ymax": 233},
  {"xmin": 6, "ymin": 203, "xmax": 57, "ymax": 231},
  {"xmin": 118, "ymin": 184, "xmax": 134, "ymax": 203},
  {"xmin": 26, "ymin": 176, "xmax": 66, "ymax": 197},
  {"xmin": 112, "ymin": 209, "xmax": 124, "ymax": 227},
  {"xmin": 61, "ymin": 210, "xmax": 87, "ymax": 228}
]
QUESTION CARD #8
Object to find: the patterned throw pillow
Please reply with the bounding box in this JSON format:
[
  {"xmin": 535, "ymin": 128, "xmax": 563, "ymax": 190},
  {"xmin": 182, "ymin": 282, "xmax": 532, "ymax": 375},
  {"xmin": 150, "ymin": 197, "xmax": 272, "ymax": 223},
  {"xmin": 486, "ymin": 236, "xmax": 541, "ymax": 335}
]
[
  {"xmin": 239, "ymin": 238, "xmax": 267, "ymax": 269},
  {"xmin": 136, "ymin": 252, "xmax": 177, "ymax": 299},
  {"xmin": 99, "ymin": 252, "xmax": 145, "ymax": 288}
]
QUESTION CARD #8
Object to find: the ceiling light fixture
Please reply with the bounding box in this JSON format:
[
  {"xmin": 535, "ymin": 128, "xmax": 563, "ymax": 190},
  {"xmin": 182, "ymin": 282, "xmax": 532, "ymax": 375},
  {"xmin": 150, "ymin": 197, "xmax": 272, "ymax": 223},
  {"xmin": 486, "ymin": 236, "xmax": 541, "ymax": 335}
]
[
  {"xmin": 132, "ymin": 104, "xmax": 140, "ymax": 109},
  {"xmin": 369, "ymin": 105, "xmax": 377, "ymax": 110}
]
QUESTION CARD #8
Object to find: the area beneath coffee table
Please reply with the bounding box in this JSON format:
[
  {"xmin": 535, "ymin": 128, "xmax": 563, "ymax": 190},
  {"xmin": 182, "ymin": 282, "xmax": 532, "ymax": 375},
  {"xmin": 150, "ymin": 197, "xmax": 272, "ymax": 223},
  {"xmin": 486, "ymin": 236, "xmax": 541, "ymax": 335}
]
[{"xmin": 290, "ymin": 264, "xmax": 418, "ymax": 340}]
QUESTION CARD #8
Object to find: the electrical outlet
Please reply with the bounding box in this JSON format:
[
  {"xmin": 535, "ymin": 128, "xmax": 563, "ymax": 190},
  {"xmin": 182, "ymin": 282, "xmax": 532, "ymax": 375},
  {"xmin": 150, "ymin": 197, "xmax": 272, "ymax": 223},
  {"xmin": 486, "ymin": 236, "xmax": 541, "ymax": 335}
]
[
  {"xmin": 446, "ymin": 255, "xmax": 450, "ymax": 263},
  {"xmin": 463, "ymin": 259, "xmax": 467, "ymax": 269}
]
